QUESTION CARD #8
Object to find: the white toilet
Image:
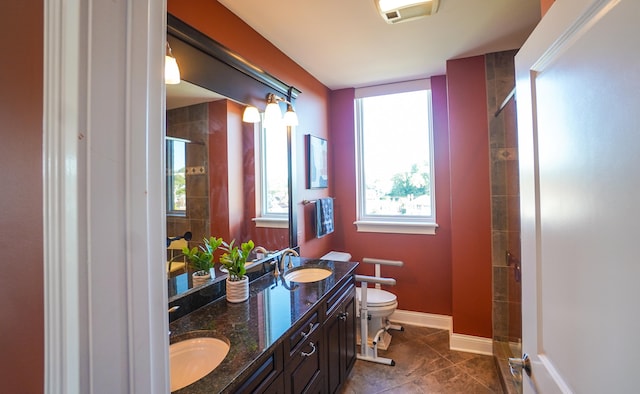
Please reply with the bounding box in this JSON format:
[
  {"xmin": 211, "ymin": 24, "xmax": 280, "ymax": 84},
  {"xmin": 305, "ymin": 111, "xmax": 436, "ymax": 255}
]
[
  {"xmin": 321, "ymin": 252, "xmax": 403, "ymax": 354},
  {"xmin": 355, "ymin": 285, "xmax": 398, "ymax": 350}
]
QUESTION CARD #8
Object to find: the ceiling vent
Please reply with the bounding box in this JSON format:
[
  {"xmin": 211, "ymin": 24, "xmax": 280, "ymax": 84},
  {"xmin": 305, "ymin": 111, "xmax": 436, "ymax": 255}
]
[{"xmin": 375, "ymin": 0, "xmax": 440, "ymax": 24}]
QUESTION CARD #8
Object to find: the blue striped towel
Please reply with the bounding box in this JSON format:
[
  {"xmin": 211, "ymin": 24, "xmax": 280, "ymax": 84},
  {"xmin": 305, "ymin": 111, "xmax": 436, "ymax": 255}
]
[{"xmin": 315, "ymin": 198, "xmax": 334, "ymax": 238}]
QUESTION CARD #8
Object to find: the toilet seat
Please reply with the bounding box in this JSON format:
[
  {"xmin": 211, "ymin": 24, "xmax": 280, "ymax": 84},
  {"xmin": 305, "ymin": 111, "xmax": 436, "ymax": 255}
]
[{"xmin": 356, "ymin": 287, "xmax": 397, "ymax": 308}]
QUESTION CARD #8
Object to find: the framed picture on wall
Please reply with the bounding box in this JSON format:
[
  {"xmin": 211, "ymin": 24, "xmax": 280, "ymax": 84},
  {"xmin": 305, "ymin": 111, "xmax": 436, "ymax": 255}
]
[{"xmin": 307, "ymin": 134, "xmax": 328, "ymax": 188}]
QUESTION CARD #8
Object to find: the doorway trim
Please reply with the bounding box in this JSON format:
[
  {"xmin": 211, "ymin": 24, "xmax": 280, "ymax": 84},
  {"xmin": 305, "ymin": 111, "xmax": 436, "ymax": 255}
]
[{"xmin": 44, "ymin": 1, "xmax": 168, "ymax": 392}]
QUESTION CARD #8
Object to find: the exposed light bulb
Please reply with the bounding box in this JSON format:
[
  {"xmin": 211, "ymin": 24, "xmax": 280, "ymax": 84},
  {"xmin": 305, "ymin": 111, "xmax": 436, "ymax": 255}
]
[
  {"xmin": 283, "ymin": 104, "xmax": 299, "ymax": 126},
  {"xmin": 264, "ymin": 95, "xmax": 283, "ymax": 128},
  {"xmin": 165, "ymin": 42, "xmax": 181, "ymax": 85},
  {"xmin": 242, "ymin": 105, "xmax": 261, "ymax": 123}
]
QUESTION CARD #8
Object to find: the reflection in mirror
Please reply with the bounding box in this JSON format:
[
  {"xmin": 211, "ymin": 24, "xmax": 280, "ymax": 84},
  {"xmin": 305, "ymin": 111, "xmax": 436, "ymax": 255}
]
[
  {"xmin": 166, "ymin": 14, "xmax": 300, "ymax": 303},
  {"xmin": 166, "ymin": 137, "xmax": 188, "ymax": 215},
  {"xmin": 166, "ymin": 81, "xmax": 291, "ymax": 298},
  {"xmin": 257, "ymin": 119, "xmax": 289, "ymax": 221}
]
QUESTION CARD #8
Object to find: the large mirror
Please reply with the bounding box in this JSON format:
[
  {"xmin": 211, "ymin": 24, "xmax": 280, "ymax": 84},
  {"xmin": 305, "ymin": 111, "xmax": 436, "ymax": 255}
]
[{"xmin": 166, "ymin": 14, "xmax": 298, "ymax": 299}]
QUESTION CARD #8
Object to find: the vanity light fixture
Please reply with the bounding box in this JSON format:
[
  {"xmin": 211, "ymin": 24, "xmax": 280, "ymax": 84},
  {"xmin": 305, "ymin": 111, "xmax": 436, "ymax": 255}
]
[
  {"xmin": 242, "ymin": 105, "xmax": 261, "ymax": 123},
  {"xmin": 263, "ymin": 93, "xmax": 283, "ymax": 128},
  {"xmin": 245, "ymin": 89, "xmax": 299, "ymax": 127},
  {"xmin": 283, "ymin": 103, "xmax": 299, "ymax": 126},
  {"xmin": 165, "ymin": 42, "xmax": 181, "ymax": 85}
]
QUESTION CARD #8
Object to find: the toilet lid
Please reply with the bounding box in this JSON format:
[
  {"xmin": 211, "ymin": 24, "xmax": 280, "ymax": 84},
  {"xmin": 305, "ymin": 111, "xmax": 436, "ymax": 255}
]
[{"xmin": 356, "ymin": 287, "xmax": 397, "ymax": 307}]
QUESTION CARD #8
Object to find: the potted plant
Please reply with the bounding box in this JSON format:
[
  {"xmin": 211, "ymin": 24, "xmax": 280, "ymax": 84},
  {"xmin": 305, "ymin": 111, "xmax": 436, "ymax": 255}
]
[
  {"xmin": 219, "ymin": 239, "xmax": 254, "ymax": 303},
  {"xmin": 182, "ymin": 236, "xmax": 223, "ymax": 286}
]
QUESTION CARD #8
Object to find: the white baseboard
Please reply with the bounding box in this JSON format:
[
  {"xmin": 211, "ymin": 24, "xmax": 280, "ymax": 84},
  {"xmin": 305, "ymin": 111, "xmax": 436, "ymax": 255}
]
[
  {"xmin": 390, "ymin": 309, "xmax": 452, "ymax": 331},
  {"xmin": 450, "ymin": 333, "xmax": 494, "ymax": 356},
  {"xmin": 389, "ymin": 309, "xmax": 493, "ymax": 356}
]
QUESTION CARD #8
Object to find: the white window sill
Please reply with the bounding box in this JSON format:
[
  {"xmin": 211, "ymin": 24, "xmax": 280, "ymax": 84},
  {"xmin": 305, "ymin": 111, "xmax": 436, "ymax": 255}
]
[
  {"xmin": 253, "ymin": 217, "xmax": 289, "ymax": 229},
  {"xmin": 354, "ymin": 221, "xmax": 438, "ymax": 235}
]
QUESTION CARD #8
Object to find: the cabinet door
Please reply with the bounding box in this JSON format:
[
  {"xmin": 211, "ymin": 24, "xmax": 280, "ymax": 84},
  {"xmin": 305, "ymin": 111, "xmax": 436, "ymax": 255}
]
[
  {"xmin": 325, "ymin": 286, "xmax": 356, "ymax": 394},
  {"xmin": 342, "ymin": 291, "xmax": 357, "ymax": 376},
  {"xmin": 325, "ymin": 306, "xmax": 342, "ymax": 394},
  {"xmin": 285, "ymin": 331, "xmax": 323, "ymax": 394}
]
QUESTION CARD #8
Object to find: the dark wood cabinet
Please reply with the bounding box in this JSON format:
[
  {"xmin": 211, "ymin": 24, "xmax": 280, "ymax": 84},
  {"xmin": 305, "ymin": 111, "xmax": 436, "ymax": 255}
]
[
  {"xmin": 232, "ymin": 275, "xmax": 356, "ymax": 393},
  {"xmin": 324, "ymin": 280, "xmax": 356, "ymax": 394}
]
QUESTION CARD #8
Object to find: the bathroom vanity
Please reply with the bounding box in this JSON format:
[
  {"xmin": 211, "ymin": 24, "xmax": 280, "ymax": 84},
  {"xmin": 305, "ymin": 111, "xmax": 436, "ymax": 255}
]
[{"xmin": 169, "ymin": 257, "xmax": 358, "ymax": 393}]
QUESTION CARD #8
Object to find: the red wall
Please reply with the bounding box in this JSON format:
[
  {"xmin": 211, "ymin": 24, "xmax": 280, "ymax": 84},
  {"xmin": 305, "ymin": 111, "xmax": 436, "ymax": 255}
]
[
  {"xmin": 329, "ymin": 76, "xmax": 454, "ymax": 316},
  {"xmin": 447, "ymin": 56, "xmax": 493, "ymax": 338},
  {"xmin": 0, "ymin": 1, "xmax": 44, "ymax": 392}
]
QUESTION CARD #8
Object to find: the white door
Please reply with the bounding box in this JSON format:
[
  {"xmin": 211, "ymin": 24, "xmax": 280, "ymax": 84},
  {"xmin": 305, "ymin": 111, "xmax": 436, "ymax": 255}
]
[{"xmin": 515, "ymin": 0, "xmax": 640, "ymax": 393}]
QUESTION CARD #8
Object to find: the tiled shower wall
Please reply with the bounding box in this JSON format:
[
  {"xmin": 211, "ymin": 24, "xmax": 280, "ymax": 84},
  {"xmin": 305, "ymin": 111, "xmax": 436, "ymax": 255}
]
[
  {"xmin": 486, "ymin": 49, "xmax": 523, "ymax": 393},
  {"xmin": 166, "ymin": 103, "xmax": 210, "ymax": 255}
]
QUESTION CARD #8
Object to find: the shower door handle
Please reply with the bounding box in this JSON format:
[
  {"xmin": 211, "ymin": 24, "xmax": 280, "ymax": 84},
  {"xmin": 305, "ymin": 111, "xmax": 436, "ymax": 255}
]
[
  {"xmin": 508, "ymin": 353, "xmax": 531, "ymax": 381},
  {"xmin": 506, "ymin": 250, "xmax": 522, "ymax": 283}
]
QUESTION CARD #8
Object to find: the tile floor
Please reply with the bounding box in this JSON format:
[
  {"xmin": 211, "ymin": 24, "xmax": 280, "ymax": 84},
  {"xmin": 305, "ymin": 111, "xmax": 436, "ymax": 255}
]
[{"xmin": 340, "ymin": 325, "xmax": 504, "ymax": 393}]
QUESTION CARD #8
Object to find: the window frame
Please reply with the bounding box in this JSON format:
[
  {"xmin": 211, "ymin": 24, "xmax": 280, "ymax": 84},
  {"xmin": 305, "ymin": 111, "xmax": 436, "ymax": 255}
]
[
  {"xmin": 354, "ymin": 79, "xmax": 438, "ymax": 235},
  {"xmin": 165, "ymin": 136, "xmax": 188, "ymax": 217}
]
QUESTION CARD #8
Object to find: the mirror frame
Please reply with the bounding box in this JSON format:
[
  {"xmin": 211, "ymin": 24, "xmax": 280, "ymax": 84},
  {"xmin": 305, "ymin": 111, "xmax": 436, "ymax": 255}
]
[{"xmin": 167, "ymin": 14, "xmax": 299, "ymax": 248}]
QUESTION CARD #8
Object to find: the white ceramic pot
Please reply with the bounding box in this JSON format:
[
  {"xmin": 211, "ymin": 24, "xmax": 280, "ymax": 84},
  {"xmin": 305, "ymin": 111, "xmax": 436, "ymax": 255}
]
[
  {"xmin": 226, "ymin": 275, "xmax": 249, "ymax": 303},
  {"xmin": 192, "ymin": 270, "xmax": 211, "ymax": 286}
]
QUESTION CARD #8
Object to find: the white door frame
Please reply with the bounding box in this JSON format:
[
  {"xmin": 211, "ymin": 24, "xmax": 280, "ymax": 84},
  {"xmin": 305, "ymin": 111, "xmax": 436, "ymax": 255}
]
[{"xmin": 44, "ymin": 1, "xmax": 168, "ymax": 393}]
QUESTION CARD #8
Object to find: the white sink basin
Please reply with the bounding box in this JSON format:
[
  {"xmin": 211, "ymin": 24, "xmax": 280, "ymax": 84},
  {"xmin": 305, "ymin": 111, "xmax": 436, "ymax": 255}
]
[
  {"xmin": 169, "ymin": 337, "xmax": 230, "ymax": 392},
  {"xmin": 284, "ymin": 267, "xmax": 332, "ymax": 283}
]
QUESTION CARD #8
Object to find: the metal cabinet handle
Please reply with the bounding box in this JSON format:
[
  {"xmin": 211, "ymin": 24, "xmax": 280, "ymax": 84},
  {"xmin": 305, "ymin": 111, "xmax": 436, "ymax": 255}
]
[
  {"xmin": 301, "ymin": 342, "xmax": 316, "ymax": 357},
  {"xmin": 338, "ymin": 312, "xmax": 349, "ymax": 321},
  {"xmin": 301, "ymin": 322, "xmax": 314, "ymax": 339}
]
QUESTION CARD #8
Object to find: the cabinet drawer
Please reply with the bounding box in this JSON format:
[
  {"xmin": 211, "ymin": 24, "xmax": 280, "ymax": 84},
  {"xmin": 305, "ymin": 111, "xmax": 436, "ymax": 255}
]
[
  {"xmin": 287, "ymin": 311, "xmax": 320, "ymax": 354},
  {"xmin": 285, "ymin": 333, "xmax": 323, "ymax": 394}
]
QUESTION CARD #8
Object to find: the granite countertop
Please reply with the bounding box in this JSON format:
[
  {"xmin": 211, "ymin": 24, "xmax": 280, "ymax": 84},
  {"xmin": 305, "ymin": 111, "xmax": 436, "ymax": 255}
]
[{"xmin": 169, "ymin": 257, "xmax": 358, "ymax": 393}]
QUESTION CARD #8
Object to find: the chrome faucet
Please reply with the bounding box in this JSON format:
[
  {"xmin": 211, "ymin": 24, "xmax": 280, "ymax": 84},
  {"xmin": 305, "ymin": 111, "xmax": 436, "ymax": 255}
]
[
  {"xmin": 253, "ymin": 246, "xmax": 271, "ymax": 259},
  {"xmin": 279, "ymin": 248, "xmax": 299, "ymax": 271},
  {"xmin": 271, "ymin": 259, "xmax": 281, "ymax": 277},
  {"xmin": 271, "ymin": 248, "xmax": 299, "ymax": 278}
]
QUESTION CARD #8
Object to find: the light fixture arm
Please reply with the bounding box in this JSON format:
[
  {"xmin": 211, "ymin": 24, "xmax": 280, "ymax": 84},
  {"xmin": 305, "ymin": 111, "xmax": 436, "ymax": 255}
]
[
  {"xmin": 286, "ymin": 86, "xmax": 295, "ymax": 104},
  {"xmin": 267, "ymin": 85, "xmax": 298, "ymax": 106}
]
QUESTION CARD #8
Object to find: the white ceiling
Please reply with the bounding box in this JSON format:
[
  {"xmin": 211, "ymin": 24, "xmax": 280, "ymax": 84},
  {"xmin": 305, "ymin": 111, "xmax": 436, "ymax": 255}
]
[{"xmin": 217, "ymin": 0, "xmax": 541, "ymax": 90}]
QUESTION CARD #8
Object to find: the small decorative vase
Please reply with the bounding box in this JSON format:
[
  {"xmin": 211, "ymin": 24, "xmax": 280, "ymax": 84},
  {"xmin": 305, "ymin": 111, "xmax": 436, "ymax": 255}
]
[
  {"xmin": 226, "ymin": 275, "xmax": 249, "ymax": 303},
  {"xmin": 192, "ymin": 269, "xmax": 211, "ymax": 286}
]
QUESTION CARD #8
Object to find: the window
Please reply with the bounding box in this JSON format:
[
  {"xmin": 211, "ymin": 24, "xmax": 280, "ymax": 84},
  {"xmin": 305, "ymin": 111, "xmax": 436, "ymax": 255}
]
[
  {"xmin": 354, "ymin": 80, "xmax": 437, "ymax": 234},
  {"xmin": 166, "ymin": 137, "xmax": 187, "ymax": 215},
  {"xmin": 253, "ymin": 118, "xmax": 289, "ymax": 228}
]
